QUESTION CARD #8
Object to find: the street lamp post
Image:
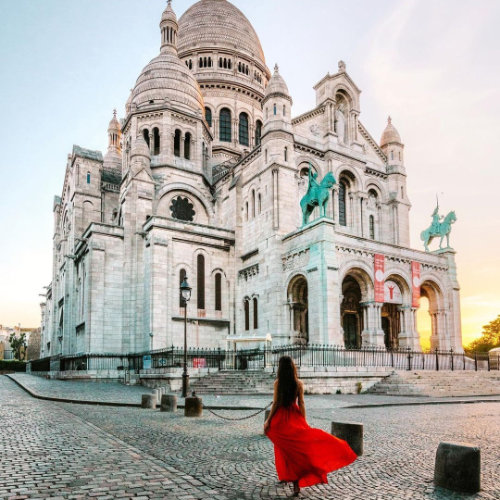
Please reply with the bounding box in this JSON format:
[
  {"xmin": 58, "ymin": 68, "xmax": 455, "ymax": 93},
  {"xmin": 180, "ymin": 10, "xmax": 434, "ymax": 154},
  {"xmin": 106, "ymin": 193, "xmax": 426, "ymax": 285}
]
[{"xmin": 180, "ymin": 276, "xmax": 192, "ymax": 398}]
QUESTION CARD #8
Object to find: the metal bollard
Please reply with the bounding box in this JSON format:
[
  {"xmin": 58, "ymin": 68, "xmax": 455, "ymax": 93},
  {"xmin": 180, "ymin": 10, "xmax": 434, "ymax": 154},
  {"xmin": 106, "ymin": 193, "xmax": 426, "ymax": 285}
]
[
  {"xmin": 434, "ymin": 442, "xmax": 480, "ymax": 493},
  {"xmin": 141, "ymin": 394, "xmax": 157, "ymax": 409},
  {"xmin": 331, "ymin": 421, "xmax": 363, "ymax": 456},
  {"xmin": 161, "ymin": 394, "xmax": 178, "ymax": 412},
  {"xmin": 184, "ymin": 392, "xmax": 202, "ymax": 417}
]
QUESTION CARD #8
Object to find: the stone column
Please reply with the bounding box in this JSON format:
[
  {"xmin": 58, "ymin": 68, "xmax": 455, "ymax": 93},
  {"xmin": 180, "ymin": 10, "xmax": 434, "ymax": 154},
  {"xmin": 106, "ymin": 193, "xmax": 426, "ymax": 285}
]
[
  {"xmin": 361, "ymin": 302, "xmax": 385, "ymax": 347},
  {"xmin": 180, "ymin": 133, "xmax": 185, "ymax": 159},
  {"xmin": 399, "ymin": 306, "xmax": 420, "ymax": 350},
  {"xmin": 149, "ymin": 132, "xmax": 154, "ymax": 154}
]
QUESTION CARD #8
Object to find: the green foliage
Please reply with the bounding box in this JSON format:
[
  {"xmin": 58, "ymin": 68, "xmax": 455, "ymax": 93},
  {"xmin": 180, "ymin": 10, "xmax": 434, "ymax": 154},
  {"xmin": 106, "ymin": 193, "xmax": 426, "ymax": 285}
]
[
  {"xmin": 465, "ymin": 315, "xmax": 500, "ymax": 353},
  {"xmin": 0, "ymin": 360, "xmax": 26, "ymax": 372},
  {"xmin": 8, "ymin": 332, "xmax": 26, "ymax": 361}
]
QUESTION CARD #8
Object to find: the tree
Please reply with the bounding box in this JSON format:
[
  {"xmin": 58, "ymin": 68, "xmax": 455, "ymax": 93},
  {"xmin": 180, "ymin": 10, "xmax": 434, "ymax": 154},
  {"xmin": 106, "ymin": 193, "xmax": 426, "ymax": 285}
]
[
  {"xmin": 8, "ymin": 332, "xmax": 26, "ymax": 361},
  {"xmin": 465, "ymin": 315, "xmax": 500, "ymax": 353}
]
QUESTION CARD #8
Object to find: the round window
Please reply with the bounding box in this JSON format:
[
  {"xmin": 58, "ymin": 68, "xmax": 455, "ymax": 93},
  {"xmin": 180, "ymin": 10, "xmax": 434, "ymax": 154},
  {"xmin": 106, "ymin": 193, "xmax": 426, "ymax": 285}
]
[{"xmin": 170, "ymin": 196, "xmax": 195, "ymax": 222}]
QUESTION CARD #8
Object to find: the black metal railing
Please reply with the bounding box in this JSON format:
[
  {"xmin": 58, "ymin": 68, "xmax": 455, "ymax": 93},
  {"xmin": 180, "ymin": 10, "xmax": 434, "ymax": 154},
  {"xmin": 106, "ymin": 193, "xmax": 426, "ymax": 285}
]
[{"xmin": 27, "ymin": 346, "xmax": 499, "ymax": 374}]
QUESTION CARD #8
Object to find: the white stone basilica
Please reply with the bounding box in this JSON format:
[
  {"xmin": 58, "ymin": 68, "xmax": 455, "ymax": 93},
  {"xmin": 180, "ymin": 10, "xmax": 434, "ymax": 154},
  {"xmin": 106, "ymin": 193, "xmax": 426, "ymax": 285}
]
[{"xmin": 40, "ymin": 0, "xmax": 463, "ymax": 359}]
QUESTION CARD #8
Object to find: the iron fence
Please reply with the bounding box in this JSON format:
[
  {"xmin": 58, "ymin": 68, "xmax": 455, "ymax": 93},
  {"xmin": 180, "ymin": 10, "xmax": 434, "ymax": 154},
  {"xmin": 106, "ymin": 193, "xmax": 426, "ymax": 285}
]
[{"xmin": 28, "ymin": 346, "xmax": 499, "ymax": 374}]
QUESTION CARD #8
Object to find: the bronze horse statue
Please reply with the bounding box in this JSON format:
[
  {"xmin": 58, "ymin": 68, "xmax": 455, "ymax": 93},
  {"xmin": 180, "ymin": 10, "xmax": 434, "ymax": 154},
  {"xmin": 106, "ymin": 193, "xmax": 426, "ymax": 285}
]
[
  {"xmin": 300, "ymin": 170, "xmax": 337, "ymax": 226},
  {"xmin": 420, "ymin": 210, "xmax": 457, "ymax": 252}
]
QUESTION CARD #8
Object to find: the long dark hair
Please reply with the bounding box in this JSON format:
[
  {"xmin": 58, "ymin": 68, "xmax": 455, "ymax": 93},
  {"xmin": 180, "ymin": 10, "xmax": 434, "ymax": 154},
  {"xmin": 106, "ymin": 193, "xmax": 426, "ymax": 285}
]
[{"xmin": 277, "ymin": 356, "xmax": 299, "ymax": 407}]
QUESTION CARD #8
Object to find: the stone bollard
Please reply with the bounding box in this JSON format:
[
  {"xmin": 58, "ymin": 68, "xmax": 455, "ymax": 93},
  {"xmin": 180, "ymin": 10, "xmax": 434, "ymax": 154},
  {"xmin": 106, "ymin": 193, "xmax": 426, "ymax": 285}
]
[
  {"xmin": 161, "ymin": 394, "xmax": 177, "ymax": 413},
  {"xmin": 153, "ymin": 389, "xmax": 160, "ymax": 401},
  {"xmin": 185, "ymin": 392, "xmax": 203, "ymax": 417},
  {"xmin": 141, "ymin": 394, "xmax": 157, "ymax": 409},
  {"xmin": 434, "ymin": 442, "xmax": 481, "ymax": 493},
  {"xmin": 331, "ymin": 421, "xmax": 363, "ymax": 456}
]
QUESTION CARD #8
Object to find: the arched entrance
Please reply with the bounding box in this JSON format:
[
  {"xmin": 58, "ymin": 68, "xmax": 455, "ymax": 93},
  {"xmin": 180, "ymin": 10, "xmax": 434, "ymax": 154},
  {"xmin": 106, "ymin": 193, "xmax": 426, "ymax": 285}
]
[
  {"xmin": 381, "ymin": 279, "xmax": 403, "ymax": 350},
  {"xmin": 420, "ymin": 280, "xmax": 446, "ymax": 350},
  {"xmin": 341, "ymin": 276, "xmax": 362, "ymax": 348},
  {"xmin": 287, "ymin": 275, "xmax": 308, "ymax": 345}
]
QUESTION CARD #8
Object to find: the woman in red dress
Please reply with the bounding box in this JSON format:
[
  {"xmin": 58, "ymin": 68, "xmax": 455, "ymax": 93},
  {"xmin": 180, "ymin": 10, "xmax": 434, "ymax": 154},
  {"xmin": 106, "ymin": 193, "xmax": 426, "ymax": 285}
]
[{"xmin": 264, "ymin": 356, "xmax": 357, "ymax": 496}]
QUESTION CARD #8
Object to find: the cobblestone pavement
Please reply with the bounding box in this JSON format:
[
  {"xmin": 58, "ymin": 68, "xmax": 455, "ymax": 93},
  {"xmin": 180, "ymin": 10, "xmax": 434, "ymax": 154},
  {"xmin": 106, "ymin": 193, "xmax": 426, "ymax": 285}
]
[
  {"xmin": 0, "ymin": 377, "xmax": 225, "ymax": 500},
  {"xmin": 2, "ymin": 375, "xmax": 499, "ymax": 499},
  {"xmin": 9, "ymin": 374, "xmax": 500, "ymax": 410}
]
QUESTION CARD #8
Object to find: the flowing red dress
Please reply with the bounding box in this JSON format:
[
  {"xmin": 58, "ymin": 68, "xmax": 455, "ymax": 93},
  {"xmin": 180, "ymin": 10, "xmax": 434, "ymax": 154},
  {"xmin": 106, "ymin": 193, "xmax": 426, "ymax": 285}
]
[{"xmin": 266, "ymin": 402, "xmax": 357, "ymax": 488}]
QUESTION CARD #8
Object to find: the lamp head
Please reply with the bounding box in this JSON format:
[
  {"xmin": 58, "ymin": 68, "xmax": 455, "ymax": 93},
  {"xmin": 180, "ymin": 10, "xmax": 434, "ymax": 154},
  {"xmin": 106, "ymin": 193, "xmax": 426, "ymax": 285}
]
[{"xmin": 180, "ymin": 276, "xmax": 192, "ymax": 302}]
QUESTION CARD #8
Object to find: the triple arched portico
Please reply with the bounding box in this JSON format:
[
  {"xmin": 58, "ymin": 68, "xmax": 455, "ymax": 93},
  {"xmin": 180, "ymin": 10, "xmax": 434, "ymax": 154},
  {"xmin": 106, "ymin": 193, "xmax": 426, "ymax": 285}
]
[{"xmin": 284, "ymin": 264, "xmax": 450, "ymax": 351}]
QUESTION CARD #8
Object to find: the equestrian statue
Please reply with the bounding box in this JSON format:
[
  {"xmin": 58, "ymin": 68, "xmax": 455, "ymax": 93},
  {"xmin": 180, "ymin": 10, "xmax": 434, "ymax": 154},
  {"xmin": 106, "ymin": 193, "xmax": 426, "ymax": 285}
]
[
  {"xmin": 420, "ymin": 203, "xmax": 457, "ymax": 252},
  {"xmin": 300, "ymin": 165, "xmax": 337, "ymax": 226}
]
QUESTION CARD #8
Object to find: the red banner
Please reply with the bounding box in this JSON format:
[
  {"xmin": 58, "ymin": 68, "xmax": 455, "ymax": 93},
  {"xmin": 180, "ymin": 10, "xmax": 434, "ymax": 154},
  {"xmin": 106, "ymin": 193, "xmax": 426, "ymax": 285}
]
[
  {"xmin": 411, "ymin": 262, "xmax": 421, "ymax": 307},
  {"xmin": 374, "ymin": 254, "xmax": 385, "ymax": 303}
]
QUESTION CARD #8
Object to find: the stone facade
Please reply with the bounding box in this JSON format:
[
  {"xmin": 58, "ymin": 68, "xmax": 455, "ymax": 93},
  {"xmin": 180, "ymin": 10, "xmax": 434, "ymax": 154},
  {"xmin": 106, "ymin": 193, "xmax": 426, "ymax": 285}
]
[{"xmin": 40, "ymin": 0, "xmax": 463, "ymax": 359}]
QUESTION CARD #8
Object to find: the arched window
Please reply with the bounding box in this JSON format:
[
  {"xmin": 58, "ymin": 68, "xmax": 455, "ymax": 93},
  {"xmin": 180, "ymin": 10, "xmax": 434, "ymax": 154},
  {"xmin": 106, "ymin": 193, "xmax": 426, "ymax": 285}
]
[
  {"xmin": 253, "ymin": 297, "xmax": 258, "ymax": 329},
  {"xmin": 86, "ymin": 172, "xmax": 91, "ymax": 184},
  {"xmin": 273, "ymin": 104, "xmax": 277, "ymax": 115},
  {"xmin": 179, "ymin": 268, "xmax": 186, "ymax": 308},
  {"xmin": 251, "ymin": 190, "xmax": 255, "ymax": 218},
  {"xmin": 255, "ymin": 120, "xmax": 262, "ymax": 146},
  {"xmin": 258, "ymin": 193, "xmax": 262, "ymax": 214},
  {"xmin": 199, "ymin": 57, "xmax": 203, "ymax": 68},
  {"xmin": 184, "ymin": 132, "xmax": 191, "ymax": 160},
  {"xmin": 239, "ymin": 112, "xmax": 249, "ymax": 146},
  {"xmin": 369, "ymin": 215, "xmax": 375, "ymax": 240},
  {"xmin": 174, "ymin": 129, "xmax": 181, "ymax": 157},
  {"xmin": 142, "ymin": 129, "xmax": 150, "ymax": 148},
  {"xmin": 197, "ymin": 254, "xmax": 205, "ymax": 310},
  {"xmin": 219, "ymin": 108, "xmax": 232, "ymax": 142},
  {"xmin": 244, "ymin": 299, "xmax": 250, "ymax": 331},
  {"xmin": 215, "ymin": 273, "xmax": 222, "ymax": 311},
  {"xmin": 205, "ymin": 107, "xmax": 212, "ymax": 127},
  {"xmin": 245, "ymin": 201, "xmax": 249, "ymax": 221},
  {"xmin": 390, "ymin": 150, "xmax": 394, "ymax": 160},
  {"xmin": 284, "ymin": 147, "xmax": 288, "ymax": 162},
  {"xmin": 283, "ymin": 105, "xmax": 286, "ymax": 116},
  {"xmin": 401, "ymin": 186, "xmax": 404, "ymax": 198},
  {"xmin": 153, "ymin": 128, "xmax": 160, "ymax": 155},
  {"xmin": 265, "ymin": 149, "xmax": 268, "ymax": 163},
  {"xmin": 339, "ymin": 181, "xmax": 347, "ymax": 226}
]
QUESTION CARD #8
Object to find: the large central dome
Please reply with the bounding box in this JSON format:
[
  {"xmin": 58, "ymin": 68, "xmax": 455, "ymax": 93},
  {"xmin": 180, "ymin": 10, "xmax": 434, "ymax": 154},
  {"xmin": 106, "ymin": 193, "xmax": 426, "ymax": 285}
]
[{"xmin": 178, "ymin": 0, "xmax": 267, "ymax": 68}]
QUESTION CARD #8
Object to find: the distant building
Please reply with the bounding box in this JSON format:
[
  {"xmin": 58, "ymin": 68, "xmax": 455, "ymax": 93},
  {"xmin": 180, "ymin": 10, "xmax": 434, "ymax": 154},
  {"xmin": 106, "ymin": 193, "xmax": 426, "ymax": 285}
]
[{"xmin": 40, "ymin": 0, "xmax": 462, "ymax": 360}]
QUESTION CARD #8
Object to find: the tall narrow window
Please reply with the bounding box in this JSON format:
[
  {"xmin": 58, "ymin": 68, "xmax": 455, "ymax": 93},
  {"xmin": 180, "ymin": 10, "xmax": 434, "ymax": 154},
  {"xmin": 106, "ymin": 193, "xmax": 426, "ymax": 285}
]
[
  {"xmin": 174, "ymin": 129, "xmax": 181, "ymax": 157},
  {"xmin": 184, "ymin": 132, "xmax": 191, "ymax": 160},
  {"xmin": 219, "ymin": 108, "xmax": 232, "ymax": 142},
  {"xmin": 179, "ymin": 268, "xmax": 186, "ymax": 308},
  {"xmin": 283, "ymin": 105, "xmax": 286, "ymax": 116},
  {"xmin": 153, "ymin": 128, "xmax": 160, "ymax": 156},
  {"xmin": 205, "ymin": 107, "xmax": 212, "ymax": 127},
  {"xmin": 339, "ymin": 181, "xmax": 347, "ymax": 226},
  {"xmin": 369, "ymin": 215, "xmax": 375, "ymax": 240},
  {"xmin": 284, "ymin": 147, "xmax": 288, "ymax": 162},
  {"xmin": 245, "ymin": 201, "xmax": 249, "ymax": 221},
  {"xmin": 215, "ymin": 273, "xmax": 222, "ymax": 311},
  {"xmin": 252, "ymin": 190, "xmax": 255, "ymax": 218},
  {"xmin": 273, "ymin": 104, "xmax": 277, "ymax": 115},
  {"xmin": 142, "ymin": 129, "xmax": 150, "ymax": 148},
  {"xmin": 390, "ymin": 150, "xmax": 394, "ymax": 160},
  {"xmin": 197, "ymin": 254, "xmax": 205, "ymax": 310},
  {"xmin": 255, "ymin": 120, "xmax": 262, "ymax": 146},
  {"xmin": 239, "ymin": 112, "xmax": 249, "ymax": 146},
  {"xmin": 253, "ymin": 297, "xmax": 258, "ymax": 329},
  {"xmin": 258, "ymin": 193, "xmax": 262, "ymax": 214},
  {"xmin": 244, "ymin": 300, "xmax": 250, "ymax": 331},
  {"xmin": 86, "ymin": 172, "xmax": 91, "ymax": 184}
]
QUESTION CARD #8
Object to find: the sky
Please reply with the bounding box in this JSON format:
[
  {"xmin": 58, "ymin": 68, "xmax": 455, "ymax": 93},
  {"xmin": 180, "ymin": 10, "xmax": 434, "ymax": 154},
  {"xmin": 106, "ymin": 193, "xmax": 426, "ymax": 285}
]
[{"xmin": 0, "ymin": 0, "xmax": 499, "ymax": 346}]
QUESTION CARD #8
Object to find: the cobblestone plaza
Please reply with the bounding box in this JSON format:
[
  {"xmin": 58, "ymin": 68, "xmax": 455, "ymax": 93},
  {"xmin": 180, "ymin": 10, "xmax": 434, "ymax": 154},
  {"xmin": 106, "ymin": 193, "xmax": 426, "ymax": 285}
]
[{"xmin": 1, "ymin": 376, "xmax": 498, "ymax": 499}]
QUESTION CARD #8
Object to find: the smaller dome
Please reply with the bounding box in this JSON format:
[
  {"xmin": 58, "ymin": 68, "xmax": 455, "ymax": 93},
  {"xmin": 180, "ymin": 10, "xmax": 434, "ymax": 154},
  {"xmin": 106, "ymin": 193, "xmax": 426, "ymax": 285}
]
[
  {"xmin": 161, "ymin": 0, "xmax": 177, "ymax": 24},
  {"xmin": 263, "ymin": 64, "xmax": 292, "ymax": 104},
  {"xmin": 131, "ymin": 135, "xmax": 150, "ymax": 160},
  {"xmin": 108, "ymin": 109, "xmax": 120, "ymax": 132},
  {"xmin": 380, "ymin": 116, "xmax": 402, "ymax": 146}
]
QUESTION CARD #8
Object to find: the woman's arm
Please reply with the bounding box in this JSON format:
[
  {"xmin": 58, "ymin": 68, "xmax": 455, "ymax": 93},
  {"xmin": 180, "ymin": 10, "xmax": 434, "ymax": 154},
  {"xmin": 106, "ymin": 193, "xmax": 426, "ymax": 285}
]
[
  {"xmin": 263, "ymin": 380, "xmax": 279, "ymax": 433},
  {"xmin": 297, "ymin": 381, "xmax": 306, "ymax": 419}
]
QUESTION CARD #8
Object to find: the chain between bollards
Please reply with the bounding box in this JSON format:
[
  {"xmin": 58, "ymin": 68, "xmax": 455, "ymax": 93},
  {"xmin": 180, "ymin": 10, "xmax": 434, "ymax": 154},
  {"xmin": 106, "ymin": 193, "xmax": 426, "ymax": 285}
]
[{"xmin": 205, "ymin": 401, "xmax": 273, "ymax": 421}]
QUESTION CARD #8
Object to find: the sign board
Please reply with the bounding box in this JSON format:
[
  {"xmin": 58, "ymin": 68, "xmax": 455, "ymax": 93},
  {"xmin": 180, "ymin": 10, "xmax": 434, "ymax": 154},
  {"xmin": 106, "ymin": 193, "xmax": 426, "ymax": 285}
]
[
  {"xmin": 193, "ymin": 358, "xmax": 207, "ymax": 368},
  {"xmin": 143, "ymin": 355, "xmax": 152, "ymax": 370},
  {"xmin": 374, "ymin": 254, "xmax": 385, "ymax": 303},
  {"xmin": 411, "ymin": 262, "xmax": 421, "ymax": 307}
]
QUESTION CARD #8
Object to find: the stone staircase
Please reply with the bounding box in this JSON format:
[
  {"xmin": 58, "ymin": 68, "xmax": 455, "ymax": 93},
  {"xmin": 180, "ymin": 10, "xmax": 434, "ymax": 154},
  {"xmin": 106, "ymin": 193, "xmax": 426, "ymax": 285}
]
[
  {"xmin": 191, "ymin": 370, "xmax": 275, "ymax": 395},
  {"xmin": 367, "ymin": 370, "xmax": 500, "ymax": 397}
]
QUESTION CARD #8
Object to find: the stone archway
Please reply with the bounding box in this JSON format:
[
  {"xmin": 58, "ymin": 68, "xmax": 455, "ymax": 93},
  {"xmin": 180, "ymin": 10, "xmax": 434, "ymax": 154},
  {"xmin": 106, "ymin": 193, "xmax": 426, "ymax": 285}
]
[
  {"xmin": 420, "ymin": 280, "xmax": 446, "ymax": 350},
  {"xmin": 287, "ymin": 275, "xmax": 308, "ymax": 345},
  {"xmin": 341, "ymin": 276, "xmax": 363, "ymax": 349}
]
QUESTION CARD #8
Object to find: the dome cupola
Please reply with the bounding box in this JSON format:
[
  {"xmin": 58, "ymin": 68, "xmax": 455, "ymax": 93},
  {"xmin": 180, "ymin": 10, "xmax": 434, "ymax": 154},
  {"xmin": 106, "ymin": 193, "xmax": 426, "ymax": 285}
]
[
  {"xmin": 380, "ymin": 116, "xmax": 404, "ymax": 167},
  {"xmin": 103, "ymin": 109, "xmax": 122, "ymax": 168},
  {"xmin": 129, "ymin": 1, "xmax": 204, "ymax": 114},
  {"xmin": 380, "ymin": 116, "xmax": 402, "ymax": 147},
  {"xmin": 263, "ymin": 64, "xmax": 292, "ymax": 105}
]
